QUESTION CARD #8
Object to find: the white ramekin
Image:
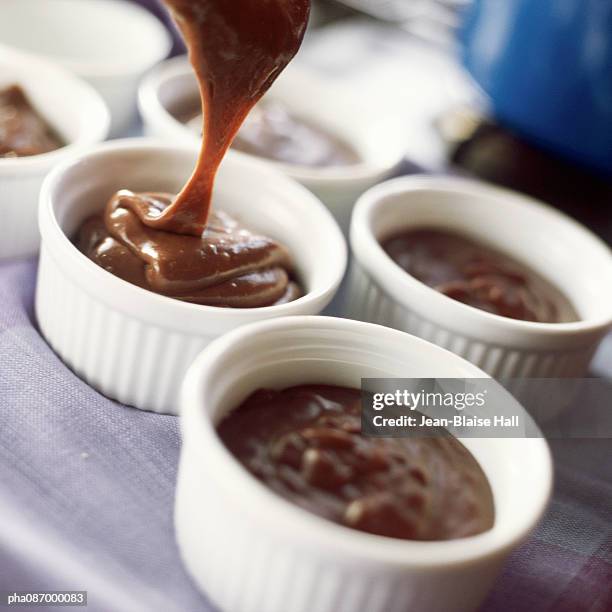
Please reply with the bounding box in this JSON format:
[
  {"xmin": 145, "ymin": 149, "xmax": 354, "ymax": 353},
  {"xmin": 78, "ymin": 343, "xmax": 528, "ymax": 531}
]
[
  {"xmin": 347, "ymin": 175, "xmax": 612, "ymax": 378},
  {"xmin": 0, "ymin": 0, "xmax": 171, "ymax": 135},
  {"xmin": 177, "ymin": 316, "xmax": 552, "ymax": 612},
  {"xmin": 35, "ymin": 139, "xmax": 346, "ymax": 414},
  {"xmin": 138, "ymin": 56, "xmax": 406, "ymax": 232},
  {"xmin": 0, "ymin": 47, "xmax": 109, "ymax": 260}
]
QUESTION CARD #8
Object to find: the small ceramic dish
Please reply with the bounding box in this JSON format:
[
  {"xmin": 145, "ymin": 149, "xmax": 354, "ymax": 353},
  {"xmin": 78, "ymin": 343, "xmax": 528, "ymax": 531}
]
[
  {"xmin": 177, "ymin": 315, "xmax": 552, "ymax": 612},
  {"xmin": 0, "ymin": 47, "xmax": 109, "ymax": 260},
  {"xmin": 0, "ymin": 0, "xmax": 171, "ymax": 135},
  {"xmin": 36, "ymin": 139, "xmax": 346, "ymax": 414},
  {"xmin": 138, "ymin": 56, "xmax": 406, "ymax": 232},
  {"xmin": 347, "ymin": 175, "xmax": 612, "ymax": 378}
]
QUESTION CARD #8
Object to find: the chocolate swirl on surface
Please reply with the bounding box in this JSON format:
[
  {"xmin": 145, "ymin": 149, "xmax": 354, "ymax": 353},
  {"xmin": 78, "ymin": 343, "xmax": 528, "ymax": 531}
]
[
  {"xmin": 218, "ymin": 385, "xmax": 495, "ymax": 541},
  {"xmin": 383, "ymin": 228, "xmax": 578, "ymax": 323},
  {"xmin": 77, "ymin": 192, "xmax": 301, "ymax": 308}
]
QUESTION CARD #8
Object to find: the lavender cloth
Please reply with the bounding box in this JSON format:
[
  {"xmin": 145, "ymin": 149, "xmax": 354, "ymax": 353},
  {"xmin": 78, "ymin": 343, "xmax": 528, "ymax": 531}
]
[
  {"xmin": 0, "ymin": 257, "xmax": 611, "ymax": 612},
  {"xmin": 0, "ymin": 259, "xmax": 208, "ymax": 612}
]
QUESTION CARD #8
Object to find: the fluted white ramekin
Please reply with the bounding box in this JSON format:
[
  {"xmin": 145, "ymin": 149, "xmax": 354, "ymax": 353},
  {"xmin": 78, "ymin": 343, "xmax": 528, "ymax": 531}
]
[
  {"xmin": 177, "ymin": 316, "xmax": 552, "ymax": 612},
  {"xmin": 138, "ymin": 57, "xmax": 406, "ymax": 232},
  {"xmin": 347, "ymin": 175, "xmax": 612, "ymax": 378},
  {"xmin": 0, "ymin": 47, "xmax": 109, "ymax": 261},
  {"xmin": 0, "ymin": 0, "xmax": 171, "ymax": 135},
  {"xmin": 36, "ymin": 140, "xmax": 346, "ymax": 414}
]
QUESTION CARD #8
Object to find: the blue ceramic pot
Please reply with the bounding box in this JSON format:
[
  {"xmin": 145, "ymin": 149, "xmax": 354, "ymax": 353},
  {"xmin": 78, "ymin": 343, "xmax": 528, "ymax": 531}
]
[{"xmin": 461, "ymin": 0, "xmax": 612, "ymax": 175}]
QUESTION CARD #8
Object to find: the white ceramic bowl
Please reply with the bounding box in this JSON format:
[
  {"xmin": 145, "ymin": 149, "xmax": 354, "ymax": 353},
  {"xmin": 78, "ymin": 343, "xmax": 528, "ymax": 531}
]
[
  {"xmin": 177, "ymin": 316, "xmax": 552, "ymax": 612},
  {"xmin": 347, "ymin": 175, "xmax": 612, "ymax": 378},
  {"xmin": 36, "ymin": 139, "xmax": 346, "ymax": 414},
  {"xmin": 138, "ymin": 56, "xmax": 406, "ymax": 232},
  {"xmin": 0, "ymin": 47, "xmax": 109, "ymax": 260},
  {"xmin": 0, "ymin": 0, "xmax": 171, "ymax": 135}
]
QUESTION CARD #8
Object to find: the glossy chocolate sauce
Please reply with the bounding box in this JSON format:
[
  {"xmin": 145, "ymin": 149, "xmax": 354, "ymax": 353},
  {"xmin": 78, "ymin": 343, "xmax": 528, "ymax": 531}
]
[
  {"xmin": 0, "ymin": 85, "xmax": 63, "ymax": 158},
  {"xmin": 180, "ymin": 101, "xmax": 361, "ymax": 168},
  {"xmin": 77, "ymin": 192, "xmax": 301, "ymax": 307},
  {"xmin": 144, "ymin": 0, "xmax": 311, "ymax": 235},
  {"xmin": 77, "ymin": 0, "xmax": 310, "ymax": 307},
  {"xmin": 218, "ymin": 385, "xmax": 495, "ymax": 541},
  {"xmin": 383, "ymin": 228, "xmax": 578, "ymax": 323}
]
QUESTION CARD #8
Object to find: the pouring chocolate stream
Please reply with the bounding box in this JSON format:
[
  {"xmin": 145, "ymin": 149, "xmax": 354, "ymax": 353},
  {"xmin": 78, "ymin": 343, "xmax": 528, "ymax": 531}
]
[
  {"xmin": 134, "ymin": 0, "xmax": 311, "ymax": 235},
  {"xmin": 77, "ymin": 0, "xmax": 311, "ymax": 308}
]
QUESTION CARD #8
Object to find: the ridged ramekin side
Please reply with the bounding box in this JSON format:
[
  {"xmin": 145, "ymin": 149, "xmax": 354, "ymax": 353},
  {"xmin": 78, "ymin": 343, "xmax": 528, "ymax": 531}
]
[
  {"xmin": 345, "ymin": 262, "xmax": 597, "ymax": 378},
  {"xmin": 175, "ymin": 440, "xmax": 500, "ymax": 612},
  {"xmin": 36, "ymin": 247, "xmax": 213, "ymax": 413}
]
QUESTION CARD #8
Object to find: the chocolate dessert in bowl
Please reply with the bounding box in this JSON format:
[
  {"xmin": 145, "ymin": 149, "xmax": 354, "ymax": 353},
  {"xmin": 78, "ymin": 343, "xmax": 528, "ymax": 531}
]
[
  {"xmin": 347, "ymin": 175, "xmax": 612, "ymax": 378},
  {"xmin": 35, "ymin": 0, "xmax": 346, "ymax": 414},
  {"xmin": 0, "ymin": 46, "xmax": 109, "ymax": 260},
  {"xmin": 176, "ymin": 316, "xmax": 552, "ymax": 612},
  {"xmin": 139, "ymin": 56, "xmax": 406, "ymax": 232},
  {"xmin": 0, "ymin": 0, "xmax": 171, "ymax": 135}
]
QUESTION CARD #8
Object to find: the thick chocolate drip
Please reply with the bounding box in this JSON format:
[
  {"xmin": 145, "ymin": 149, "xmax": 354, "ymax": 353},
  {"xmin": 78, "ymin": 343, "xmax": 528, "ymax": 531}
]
[
  {"xmin": 77, "ymin": 192, "xmax": 301, "ymax": 308},
  {"xmin": 75, "ymin": 0, "xmax": 311, "ymax": 308},
  {"xmin": 218, "ymin": 385, "xmax": 495, "ymax": 541},
  {"xmin": 139, "ymin": 0, "xmax": 311, "ymax": 235},
  {"xmin": 383, "ymin": 228, "xmax": 578, "ymax": 323},
  {"xmin": 0, "ymin": 85, "xmax": 63, "ymax": 158}
]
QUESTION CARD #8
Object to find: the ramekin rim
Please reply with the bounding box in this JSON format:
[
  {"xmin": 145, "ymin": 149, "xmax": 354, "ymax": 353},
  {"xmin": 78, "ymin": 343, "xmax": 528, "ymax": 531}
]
[
  {"xmin": 1, "ymin": 0, "xmax": 172, "ymax": 78},
  {"xmin": 38, "ymin": 139, "xmax": 347, "ymax": 327},
  {"xmin": 138, "ymin": 56, "xmax": 404, "ymax": 185},
  {"xmin": 181, "ymin": 315, "xmax": 554, "ymax": 568},
  {"xmin": 350, "ymin": 174, "xmax": 612, "ymax": 336}
]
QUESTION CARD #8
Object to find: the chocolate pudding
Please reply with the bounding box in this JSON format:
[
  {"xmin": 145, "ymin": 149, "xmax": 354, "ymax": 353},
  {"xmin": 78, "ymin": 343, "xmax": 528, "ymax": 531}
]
[
  {"xmin": 180, "ymin": 101, "xmax": 361, "ymax": 168},
  {"xmin": 0, "ymin": 85, "xmax": 63, "ymax": 158},
  {"xmin": 218, "ymin": 385, "xmax": 495, "ymax": 541},
  {"xmin": 383, "ymin": 228, "xmax": 577, "ymax": 323},
  {"xmin": 77, "ymin": 192, "xmax": 301, "ymax": 307},
  {"xmin": 233, "ymin": 102, "xmax": 360, "ymax": 167},
  {"xmin": 76, "ymin": 0, "xmax": 310, "ymax": 307}
]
